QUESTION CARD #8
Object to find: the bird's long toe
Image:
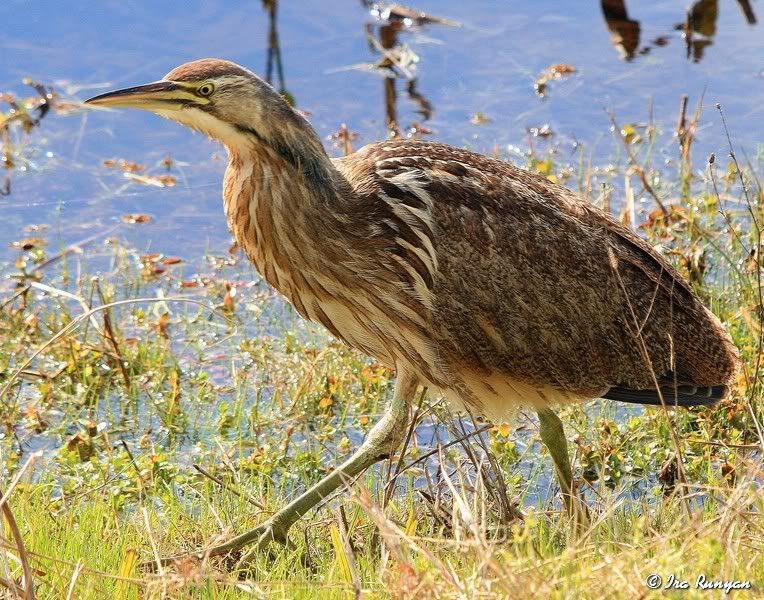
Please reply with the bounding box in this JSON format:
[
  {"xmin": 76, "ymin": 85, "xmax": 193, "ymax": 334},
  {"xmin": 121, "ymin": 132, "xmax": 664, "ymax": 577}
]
[
  {"xmin": 139, "ymin": 519, "xmax": 291, "ymax": 574},
  {"xmin": 234, "ymin": 523, "xmax": 295, "ymax": 569}
]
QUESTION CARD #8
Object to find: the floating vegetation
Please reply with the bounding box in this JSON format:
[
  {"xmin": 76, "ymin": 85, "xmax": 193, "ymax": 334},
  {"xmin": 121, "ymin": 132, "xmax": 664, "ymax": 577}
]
[
  {"xmin": 469, "ymin": 111, "xmax": 491, "ymax": 125},
  {"xmin": 0, "ymin": 80, "xmax": 62, "ymax": 194},
  {"xmin": 365, "ymin": 2, "xmax": 460, "ymax": 28},
  {"xmin": 534, "ymin": 63, "xmax": 577, "ymax": 98}
]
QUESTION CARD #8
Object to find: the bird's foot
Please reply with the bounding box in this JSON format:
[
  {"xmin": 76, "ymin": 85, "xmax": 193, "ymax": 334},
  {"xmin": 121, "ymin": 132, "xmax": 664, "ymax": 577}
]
[
  {"xmin": 234, "ymin": 524, "xmax": 293, "ymax": 570},
  {"xmin": 141, "ymin": 519, "xmax": 291, "ymax": 573}
]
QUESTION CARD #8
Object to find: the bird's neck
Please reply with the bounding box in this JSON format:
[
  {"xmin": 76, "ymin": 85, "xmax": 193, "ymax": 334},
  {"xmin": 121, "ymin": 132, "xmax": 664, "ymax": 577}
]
[{"xmin": 222, "ymin": 131, "xmax": 349, "ymax": 306}]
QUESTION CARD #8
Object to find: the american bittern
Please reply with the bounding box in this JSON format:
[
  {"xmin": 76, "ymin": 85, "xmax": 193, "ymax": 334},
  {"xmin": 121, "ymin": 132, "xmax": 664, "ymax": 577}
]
[{"xmin": 86, "ymin": 59, "xmax": 739, "ymax": 563}]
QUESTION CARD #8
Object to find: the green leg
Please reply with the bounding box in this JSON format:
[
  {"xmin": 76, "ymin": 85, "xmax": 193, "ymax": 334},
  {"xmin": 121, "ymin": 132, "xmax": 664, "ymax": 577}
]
[
  {"xmin": 537, "ymin": 408, "xmax": 590, "ymax": 531},
  {"xmin": 191, "ymin": 369, "xmax": 419, "ymax": 565}
]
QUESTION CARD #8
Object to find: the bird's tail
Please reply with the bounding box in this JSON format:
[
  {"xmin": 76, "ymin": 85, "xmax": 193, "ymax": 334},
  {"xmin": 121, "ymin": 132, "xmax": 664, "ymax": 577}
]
[{"xmin": 603, "ymin": 383, "xmax": 727, "ymax": 407}]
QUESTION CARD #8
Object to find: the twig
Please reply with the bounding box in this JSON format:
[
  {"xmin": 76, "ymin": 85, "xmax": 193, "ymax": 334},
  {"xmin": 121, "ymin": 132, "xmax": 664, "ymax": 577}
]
[
  {"xmin": 29, "ymin": 225, "xmax": 119, "ymax": 274},
  {"xmin": 709, "ymin": 157, "xmax": 751, "ymax": 258},
  {"xmin": 335, "ymin": 506, "xmax": 361, "ymax": 599},
  {"xmin": 64, "ymin": 560, "xmax": 83, "ymax": 600},
  {"xmin": 141, "ymin": 508, "xmax": 163, "ymax": 577},
  {"xmin": 0, "ymin": 286, "xmax": 29, "ymax": 311},
  {"xmin": 384, "ymin": 424, "xmax": 492, "ymax": 485},
  {"xmin": 606, "ymin": 108, "xmax": 669, "ymax": 216},
  {"xmin": 686, "ymin": 439, "xmax": 759, "ymax": 449},
  {"xmin": 0, "ymin": 574, "xmax": 26, "ymax": 598},
  {"xmin": 675, "ymin": 94, "xmax": 688, "ymax": 143},
  {"xmin": 717, "ymin": 104, "xmax": 764, "ymax": 445},
  {"xmin": 608, "ymin": 248, "xmax": 692, "ymax": 517},
  {"xmin": 0, "ymin": 453, "xmax": 40, "ymax": 600},
  {"xmin": 454, "ymin": 410, "xmax": 523, "ymax": 524},
  {"xmin": 93, "ymin": 278, "xmax": 131, "ymax": 391},
  {"xmin": 28, "ymin": 281, "xmax": 102, "ymax": 334}
]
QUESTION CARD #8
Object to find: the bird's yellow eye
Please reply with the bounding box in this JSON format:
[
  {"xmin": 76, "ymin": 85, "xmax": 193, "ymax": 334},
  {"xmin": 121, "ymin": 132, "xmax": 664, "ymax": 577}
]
[{"xmin": 197, "ymin": 83, "xmax": 215, "ymax": 97}]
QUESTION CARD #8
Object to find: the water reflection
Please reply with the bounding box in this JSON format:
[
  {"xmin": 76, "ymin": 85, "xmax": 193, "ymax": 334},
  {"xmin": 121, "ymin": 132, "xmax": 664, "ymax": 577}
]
[
  {"xmin": 262, "ymin": 0, "xmax": 294, "ymax": 106},
  {"xmin": 736, "ymin": 0, "xmax": 758, "ymax": 24},
  {"xmin": 685, "ymin": 0, "xmax": 718, "ymax": 62},
  {"xmin": 362, "ymin": 1, "xmax": 440, "ymax": 138},
  {"xmin": 601, "ymin": 0, "xmax": 641, "ymax": 61},
  {"xmin": 601, "ymin": 0, "xmax": 756, "ymax": 62},
  {"xmin": 0, "ymin": 81, "xmax": 58, "ymax": 197},
  {"xmin": 261, "ymin": 0, "xmax": 439, "ymax": 129}
]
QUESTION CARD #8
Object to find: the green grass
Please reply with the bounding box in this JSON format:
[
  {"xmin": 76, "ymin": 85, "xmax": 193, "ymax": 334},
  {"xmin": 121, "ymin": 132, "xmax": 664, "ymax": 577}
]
[{"xmin": 0, "ymin": 98, "xmax": 762, "ymax": 598}]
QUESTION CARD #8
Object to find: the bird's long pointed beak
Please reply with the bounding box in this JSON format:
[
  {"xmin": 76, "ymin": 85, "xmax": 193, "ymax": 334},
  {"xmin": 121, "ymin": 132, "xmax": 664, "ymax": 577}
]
[{"xmin": 85, "ymin": 81, "xmax": 200, "ymax": 111}]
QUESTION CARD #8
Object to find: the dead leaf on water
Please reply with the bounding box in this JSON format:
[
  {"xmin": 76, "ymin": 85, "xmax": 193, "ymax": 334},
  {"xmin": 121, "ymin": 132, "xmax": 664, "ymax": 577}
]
[
  {"xmin": 103, "ymin": 158, "xmax": 145, "ymax": 173},
  {"xmin": 155, "ymin": 312, "xmax": 170, "ymax": 338},
  {"xmin": 143, "ymin": 266, "xmax": 165, "ymax": 278},
  {"xmin": 405, "ymin": 122, "xmax": 432, "ymax": 137},
  {"xmin": 222, "ymin": 283, "xmax": 236, "ymax": 313},
  {"xmin": 125, "ymin": 173, "xmax": 177, "ymax": 187},
  {"xmin": 528, "ymin": 124, "xmax": 554, "ymax": 138},
  {"xmin": 470, "ymin": 112, "xmax": 492, "ymax": 125},
  {"xmin": 139, "ymin": 254, "xmax": 167, "ymax": 279},
  {"xmin": 140, "ymin": 252, "xmax": 170, "ymax": 280},
  {"xmin": 544, "ymin": 64, "xmax": 577, "ymax": 78},
  {"xmin": 23, "ymin": 223, "xmax": 49, "ymax": 232},
  {"xmin": 534, "ymin": 64, "xmax": 577, "ymax": 98},
  {"xmin": 65, "ymin": 433, "xmax": 94, "ymax": 462},
  {"xmin": 10, "ymin": 237, "xmax": 46, "ymax": 250},
  {"xmin": 121, "ymin": 214, "xmax": 152, "ymax": 224},
  {"xmin": 157, "ymin": 174, "xmax": 177, "ymax": 186},
  {"xmin": 368, "ymin": 3, "xmax": 460, "ymax": 27}
]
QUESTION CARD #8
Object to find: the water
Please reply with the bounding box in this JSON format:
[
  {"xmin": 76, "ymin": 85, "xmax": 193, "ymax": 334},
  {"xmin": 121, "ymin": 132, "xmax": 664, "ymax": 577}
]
[{"xmin": 2, "ymin": 0, "xmax": 762, "ymax": 259}]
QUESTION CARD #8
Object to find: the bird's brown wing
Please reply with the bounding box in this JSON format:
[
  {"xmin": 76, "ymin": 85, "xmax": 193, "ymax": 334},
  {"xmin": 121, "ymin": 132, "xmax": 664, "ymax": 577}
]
[{"xmin": 346, "ymin": 140, "xmax": 738, "ymax": 398}]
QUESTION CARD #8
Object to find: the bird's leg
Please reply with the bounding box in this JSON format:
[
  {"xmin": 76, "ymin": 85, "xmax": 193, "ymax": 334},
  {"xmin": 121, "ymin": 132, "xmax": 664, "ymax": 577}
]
[
  {"xmin": 202, "ymin": 369, "xmax": 418, "ymax": 565},
  {"xmin": 537, "ymin": 408, "xmax": 590, "ymax": 532}
]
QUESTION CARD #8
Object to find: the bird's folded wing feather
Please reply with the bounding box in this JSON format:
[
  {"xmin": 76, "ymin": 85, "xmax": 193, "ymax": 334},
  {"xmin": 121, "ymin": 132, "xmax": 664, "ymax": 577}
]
[{"xmin": 339, "ymin": 140, "xmax": 737, "ymax": 395}]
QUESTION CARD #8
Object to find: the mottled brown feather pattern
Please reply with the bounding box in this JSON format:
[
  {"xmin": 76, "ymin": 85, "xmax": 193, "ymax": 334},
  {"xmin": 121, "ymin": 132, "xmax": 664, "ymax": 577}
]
[
  {"xmin": 334, "ymin": 140, "xmax": 738, "ymax": 395},
  {"xmin": 202, "ymin": 67, "xmax": 738, "ymax": 414}
]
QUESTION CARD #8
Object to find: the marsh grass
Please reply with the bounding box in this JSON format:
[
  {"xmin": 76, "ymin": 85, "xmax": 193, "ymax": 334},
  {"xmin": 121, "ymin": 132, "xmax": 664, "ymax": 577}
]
[{"xmin": 0, "ymin": 96, "xmax": 762, "ymax": 598}]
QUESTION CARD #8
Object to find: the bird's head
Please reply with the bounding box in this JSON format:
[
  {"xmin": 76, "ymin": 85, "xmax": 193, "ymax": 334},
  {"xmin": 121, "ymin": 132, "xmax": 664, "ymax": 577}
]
[{"xmin": 86, "ymin": 58, "xmax": 324, "ymax": 166}]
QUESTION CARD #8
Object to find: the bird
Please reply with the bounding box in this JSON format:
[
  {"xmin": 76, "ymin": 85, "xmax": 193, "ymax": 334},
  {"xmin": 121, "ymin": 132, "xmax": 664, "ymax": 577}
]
[{"xmin": 85, "ymin": 58, "xmax": 739, "ymax": 564}]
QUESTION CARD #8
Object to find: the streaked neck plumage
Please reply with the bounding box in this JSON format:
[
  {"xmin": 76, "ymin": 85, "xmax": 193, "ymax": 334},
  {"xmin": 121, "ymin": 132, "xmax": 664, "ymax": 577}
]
[{"xmin": 217, "ymin": 109, "xmax": 349, "ymax": 311}]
